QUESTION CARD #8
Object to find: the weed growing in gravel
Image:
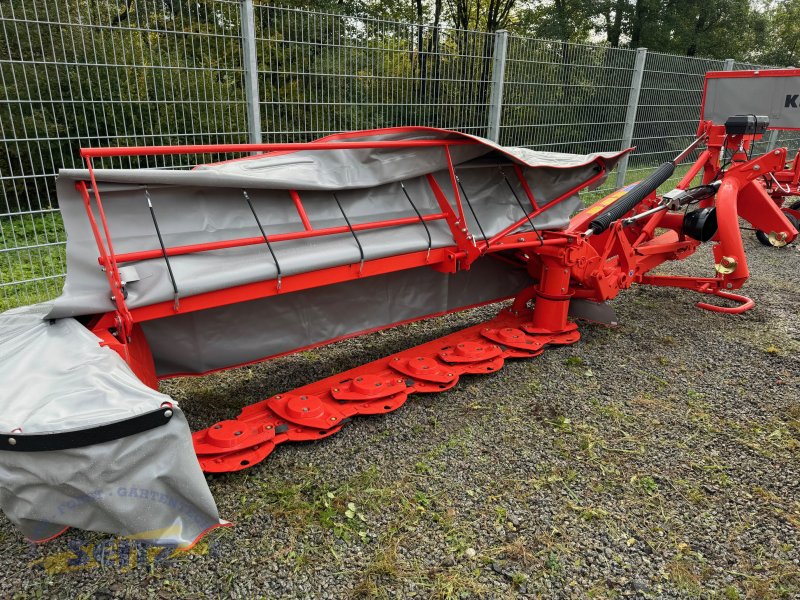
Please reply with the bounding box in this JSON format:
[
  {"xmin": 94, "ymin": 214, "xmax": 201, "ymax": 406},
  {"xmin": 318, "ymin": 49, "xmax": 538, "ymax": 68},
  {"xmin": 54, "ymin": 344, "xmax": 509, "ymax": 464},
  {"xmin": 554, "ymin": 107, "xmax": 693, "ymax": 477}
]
[
  {"xmin": 352, "ymin": 536, "xmax": 404, "ymax": 598},
  {"xmin": 510, "ymin": 571, "xmax": 529, "ymax": 588},
  {"xmin": 666, "ymin": 558, "xmax": 704, "ymax": 597},
  {"xmin": 633, "ymin": 475, "xmax": 660, "ymax": 496},
  {"xmin": 548, "ymin": 415, "xmax": 573, "ymax": 433},
  {"xmin": 722, "ymin": 586, "xmax": 742, "ymax": 599},
  {"xmin": 545, "ymin": 551, "xmax": 564, "ymax": 577},
  {"xmin": 430, "ymin": 568, "xmax": 489, "ymax": 599}
]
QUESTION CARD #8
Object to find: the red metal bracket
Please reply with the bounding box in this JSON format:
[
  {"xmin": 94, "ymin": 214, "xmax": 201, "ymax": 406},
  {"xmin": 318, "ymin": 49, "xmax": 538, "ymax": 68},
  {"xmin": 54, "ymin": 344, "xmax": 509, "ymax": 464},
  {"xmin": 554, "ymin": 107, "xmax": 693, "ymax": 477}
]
[{"xmin": 696, "ymin": 289, "xmax": 755, "ymax": 314}]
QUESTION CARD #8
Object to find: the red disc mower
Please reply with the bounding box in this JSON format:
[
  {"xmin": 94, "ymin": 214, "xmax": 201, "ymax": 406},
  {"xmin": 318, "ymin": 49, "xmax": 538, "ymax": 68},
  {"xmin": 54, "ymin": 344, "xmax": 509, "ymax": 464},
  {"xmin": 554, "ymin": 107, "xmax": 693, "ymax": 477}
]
[{"xmin": 1, "ymin": 69, "xmax": 797, "ymax": 547}]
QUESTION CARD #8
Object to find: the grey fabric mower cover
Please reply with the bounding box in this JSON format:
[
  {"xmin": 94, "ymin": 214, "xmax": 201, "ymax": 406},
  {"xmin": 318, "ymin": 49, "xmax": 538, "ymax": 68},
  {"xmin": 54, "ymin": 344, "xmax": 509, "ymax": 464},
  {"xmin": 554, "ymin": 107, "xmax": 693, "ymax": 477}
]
[
  {"xmin": 49, "ymin": 128, "xmax": 626, "ymax": 376},
  {"xmin": 0, "ymin": 127, "xmax": 626, "ymax": 547},
  {"xmin": 0, "ymin": 304, "xmax": 224, "ymax": 547}
]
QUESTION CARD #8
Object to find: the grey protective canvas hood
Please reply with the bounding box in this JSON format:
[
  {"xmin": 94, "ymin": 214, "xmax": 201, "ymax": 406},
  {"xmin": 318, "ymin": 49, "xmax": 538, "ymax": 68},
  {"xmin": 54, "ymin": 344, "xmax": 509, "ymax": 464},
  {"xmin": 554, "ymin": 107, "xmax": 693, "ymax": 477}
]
[
  {"xmin": 49, "ymin": 128, "xmax": 626, "ymax": 321},
  {"xmin": 47, "ymin": 128, "xmax": 627, "ymax": 376},
  {"xmin": 0, "ymin": 304, "xmax": 225, "ymax": 547}
]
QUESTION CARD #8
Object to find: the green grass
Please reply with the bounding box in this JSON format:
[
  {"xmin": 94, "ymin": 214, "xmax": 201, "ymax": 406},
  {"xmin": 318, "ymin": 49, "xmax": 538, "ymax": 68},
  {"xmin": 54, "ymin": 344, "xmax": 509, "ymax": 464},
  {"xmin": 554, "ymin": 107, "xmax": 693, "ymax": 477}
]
[{"xmin": 0, "ymin": 212, "xmax": 66, "ymax": 312}]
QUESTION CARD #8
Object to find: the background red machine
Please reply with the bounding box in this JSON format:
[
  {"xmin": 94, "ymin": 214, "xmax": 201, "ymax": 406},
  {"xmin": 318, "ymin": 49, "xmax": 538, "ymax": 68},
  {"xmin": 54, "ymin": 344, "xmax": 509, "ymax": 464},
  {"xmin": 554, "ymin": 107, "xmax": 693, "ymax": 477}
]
[{"xmin": 701, "ymin": 69, "xmax": 800, "ymax": 246}]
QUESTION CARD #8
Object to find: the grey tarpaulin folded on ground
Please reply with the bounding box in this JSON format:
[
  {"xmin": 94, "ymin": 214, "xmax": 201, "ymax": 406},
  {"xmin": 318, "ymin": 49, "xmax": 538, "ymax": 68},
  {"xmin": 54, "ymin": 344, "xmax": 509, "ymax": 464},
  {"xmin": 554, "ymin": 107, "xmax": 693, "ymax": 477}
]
[
  {"xmin": 47, "ymin": 127, "xmax": 627, "ymax": 376},
  {"xmin": 0, "ymin": 304, "xmax": 224, "ymax": 547}
]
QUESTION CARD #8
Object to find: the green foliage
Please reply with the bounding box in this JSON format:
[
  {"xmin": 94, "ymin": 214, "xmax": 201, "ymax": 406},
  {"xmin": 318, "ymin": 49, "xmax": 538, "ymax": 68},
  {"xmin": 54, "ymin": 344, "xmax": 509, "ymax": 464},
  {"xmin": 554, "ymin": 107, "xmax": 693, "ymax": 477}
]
[
  {"xmin": 0, "ymin": 214, "xmax": 66, "ymax": 311},
  {"xmin": 624, "ymin": 0, "xmax": 766, "ymax": 59},
  {"xmin": 754, "ymin": 0, "xmax": 800, "ymax": 67}
]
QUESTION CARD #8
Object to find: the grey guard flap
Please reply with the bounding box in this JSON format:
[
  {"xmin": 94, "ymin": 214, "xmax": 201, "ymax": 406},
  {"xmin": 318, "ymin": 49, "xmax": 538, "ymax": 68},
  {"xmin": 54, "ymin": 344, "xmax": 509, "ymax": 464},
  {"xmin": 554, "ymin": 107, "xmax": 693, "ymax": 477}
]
[
  {"xmin": 0, "ymin": 304, "xmax": 223, "ymax": 547},
  {"xmin": 703, "ymin": 71, "xmax": 800, "ymax": 130}
]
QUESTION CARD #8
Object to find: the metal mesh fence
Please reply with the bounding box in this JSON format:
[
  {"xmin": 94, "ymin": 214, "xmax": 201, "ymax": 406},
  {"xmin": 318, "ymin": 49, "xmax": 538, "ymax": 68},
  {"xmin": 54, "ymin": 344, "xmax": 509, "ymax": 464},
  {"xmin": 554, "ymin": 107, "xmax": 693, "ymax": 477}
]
[
  {"xmin": 500, "ymin": 37, "xmax": 636, "ymax": 165},
  {"xmin": 627, "ymin": 52, "xmax": 727, "ymax": 191},
  {"xmin": 0, "ymin": 0, "xmax": 249, "ymax": 310},
  {"xmin": 0, "ymin": 1, "xmax": 792, "ymax": 310},
  {"xmin": 251, "ymin": 4, "xmax": 497, "ymax": 140}
]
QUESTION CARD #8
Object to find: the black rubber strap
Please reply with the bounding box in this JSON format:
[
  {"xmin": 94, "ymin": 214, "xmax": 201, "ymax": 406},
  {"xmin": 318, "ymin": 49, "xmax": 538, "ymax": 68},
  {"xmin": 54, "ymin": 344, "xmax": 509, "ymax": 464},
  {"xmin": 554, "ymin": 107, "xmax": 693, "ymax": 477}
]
[
  {"xmin": 399, "ymin": 181, "xmax": 432, "ymax": 258},
  {"xmin": 333, "ymin": 192, "xmax": 365, "ymax": 270},
  {"xmin": 243, "ymin": 189, "xmax": 283, "ymax": 289},
  {"xmin": 145, "ymin": 187, "xmax": 180, "ymax": 310},
  {"xmin": 0, "ymin": 408, "xmax": 174, "ymax": 452},
  {"xmin": 500, "ymin": 168, "xmax": 543, "ymax": 244}
]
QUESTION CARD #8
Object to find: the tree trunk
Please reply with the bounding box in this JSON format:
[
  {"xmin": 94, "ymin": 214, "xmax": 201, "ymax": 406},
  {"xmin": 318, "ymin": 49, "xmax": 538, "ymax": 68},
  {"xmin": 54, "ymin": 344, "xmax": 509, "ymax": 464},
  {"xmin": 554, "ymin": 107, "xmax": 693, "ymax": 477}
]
[
  {"xmin": 608, "ymin": 0, "xmax": 625, "ymax": 47},
  {"xmin": 631, "ymin": 0, "xmax": 645, "ymax": 47},
  {"xmin": 687, "ymin": 8, "xmax": 707, "ymax": 56}
]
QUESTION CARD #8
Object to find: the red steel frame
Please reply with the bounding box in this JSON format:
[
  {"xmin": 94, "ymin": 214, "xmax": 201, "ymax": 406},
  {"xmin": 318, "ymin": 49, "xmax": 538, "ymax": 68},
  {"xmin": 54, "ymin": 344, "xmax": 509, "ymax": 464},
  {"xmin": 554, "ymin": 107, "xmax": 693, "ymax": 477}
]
[
  {"xmin": 74, "ymin": 122, "xmax": 798, "ymax": 473},
  {"xmin": 762, "ymin": 158, "xmax": 800, "ymax": 227}
]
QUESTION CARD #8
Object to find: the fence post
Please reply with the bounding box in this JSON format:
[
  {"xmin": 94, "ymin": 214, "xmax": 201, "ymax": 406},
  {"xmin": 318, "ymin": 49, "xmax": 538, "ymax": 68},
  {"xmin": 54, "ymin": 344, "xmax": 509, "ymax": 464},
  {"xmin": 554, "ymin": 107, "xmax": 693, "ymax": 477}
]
[
  {"xmin": 240, "ymin": 0, "xmax": 262, "ymax": 144},
  {"xmin": 487, "ymin": 29, "xmax": 509, "ymax": 143},
  {"xmin": 766, "ymin": 130, "xmax": 780, "ymax": 150},
  {"xmin": 723, "ymin": 58, "xmax": 735, "ymax": 71},
  {"xmin": 615, "ymin": 47, "xmax": 647, "ymax": 190}
]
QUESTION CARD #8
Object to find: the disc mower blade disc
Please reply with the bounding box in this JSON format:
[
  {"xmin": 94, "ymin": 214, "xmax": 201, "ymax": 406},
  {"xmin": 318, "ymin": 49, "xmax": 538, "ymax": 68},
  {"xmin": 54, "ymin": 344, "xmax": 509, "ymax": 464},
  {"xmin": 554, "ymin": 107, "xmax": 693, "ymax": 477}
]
[
  {"xmin": 438, "ymin": 341, "xmax": 503, "ymax": 364},
  {"xmin": 284, "ymin": 422, "xmax": 346, "ymax": 442},
  {"xmin": 520, "ymin": 324, "xmax": 580, "ymax": 345},
  {"xmin": 454, "ymin": 355, "xmax": 505, "ymax": 374},
  {"xmin": 407, "ymin": 378, "xmax": 460, "ymax": 394},
  {"xmin": 192, "ymin": 419, "xmax": 276, "ymax": 454},
  {"xmin": 330, "ymin": 372, "xmax": 410, "ymax": 401},
  {"xmin": 269, "ymin": 393, "xmax": 349, "ymax": 430},
  {"xmin": 389, "ymin": 355, "xmax": 459, "ymax": 384},
  {"xmin": 481, "ymin": 327, "xmax": 544, "ymax": 351},
  {"xmin": 501, "ymin": 347, "xmax": 545, "ymax": 359},
  {"xmin": 198, "ymin": 440, "xmax": 277, "ymax": 473},
  {"xmin": 348, "ymin": 391, "xmax": 409, "ymax": 415}
]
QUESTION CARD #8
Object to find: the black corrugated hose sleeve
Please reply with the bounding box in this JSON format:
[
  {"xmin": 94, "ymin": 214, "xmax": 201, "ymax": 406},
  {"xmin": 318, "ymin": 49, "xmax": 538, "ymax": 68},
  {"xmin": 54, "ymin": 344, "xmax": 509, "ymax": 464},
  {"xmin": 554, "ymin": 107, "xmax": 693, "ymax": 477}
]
[{"xmin": 588, "ymin": 161, "xmax": 675, "ymax": 234}]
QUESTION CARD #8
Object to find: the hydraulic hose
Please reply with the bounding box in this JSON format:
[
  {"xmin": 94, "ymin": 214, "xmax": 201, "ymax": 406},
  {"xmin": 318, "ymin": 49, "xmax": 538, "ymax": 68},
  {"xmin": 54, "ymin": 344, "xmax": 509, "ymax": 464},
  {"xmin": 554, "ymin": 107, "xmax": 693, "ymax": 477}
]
[
  {"xmin": 585, "ymin": 134, "xmax": 707, "ymax": 236},
  {"xmin": 587, "ymin": 161, "xmax": 675, "ymax": 235}
]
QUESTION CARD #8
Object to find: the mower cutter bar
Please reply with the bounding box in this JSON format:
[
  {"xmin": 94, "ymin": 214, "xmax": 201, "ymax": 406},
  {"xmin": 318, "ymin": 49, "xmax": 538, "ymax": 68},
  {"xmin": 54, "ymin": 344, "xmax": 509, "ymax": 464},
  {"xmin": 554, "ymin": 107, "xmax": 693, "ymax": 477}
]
[{"xmin": 193, "ymin": 307, "xmax": 580, "ymax": 473}]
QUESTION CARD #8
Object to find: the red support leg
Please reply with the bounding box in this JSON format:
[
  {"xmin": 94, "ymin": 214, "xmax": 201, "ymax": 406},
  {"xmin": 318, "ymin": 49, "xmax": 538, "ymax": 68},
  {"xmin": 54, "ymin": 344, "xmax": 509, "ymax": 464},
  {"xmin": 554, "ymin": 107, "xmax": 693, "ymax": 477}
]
[{"xmin": 521, "ymin": 258, "xmax": 580, "ymax": 344}]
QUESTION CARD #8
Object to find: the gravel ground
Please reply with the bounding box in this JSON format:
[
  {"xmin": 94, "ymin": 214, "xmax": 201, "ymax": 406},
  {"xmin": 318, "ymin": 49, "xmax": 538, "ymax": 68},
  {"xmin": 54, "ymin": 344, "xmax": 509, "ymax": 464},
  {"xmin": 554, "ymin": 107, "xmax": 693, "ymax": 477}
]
[{"xmin": 2, "ymin": 234, "xmax": 800, "ymax": 599}]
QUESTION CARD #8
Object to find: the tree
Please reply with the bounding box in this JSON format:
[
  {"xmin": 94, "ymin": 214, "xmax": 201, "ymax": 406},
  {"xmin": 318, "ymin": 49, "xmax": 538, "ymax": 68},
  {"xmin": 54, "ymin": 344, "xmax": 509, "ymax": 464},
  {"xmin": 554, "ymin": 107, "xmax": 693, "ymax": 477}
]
[
  {"xmin": 754, "ymin": 0, "xmax": 800, "ymax": 67},
  {"xmin": 513, "ymin": 0, "xmax": 598, "ymax": 41},
  {"xmin": 446, "ymin": 0, "xmax": 517, "ymax": 31}
]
